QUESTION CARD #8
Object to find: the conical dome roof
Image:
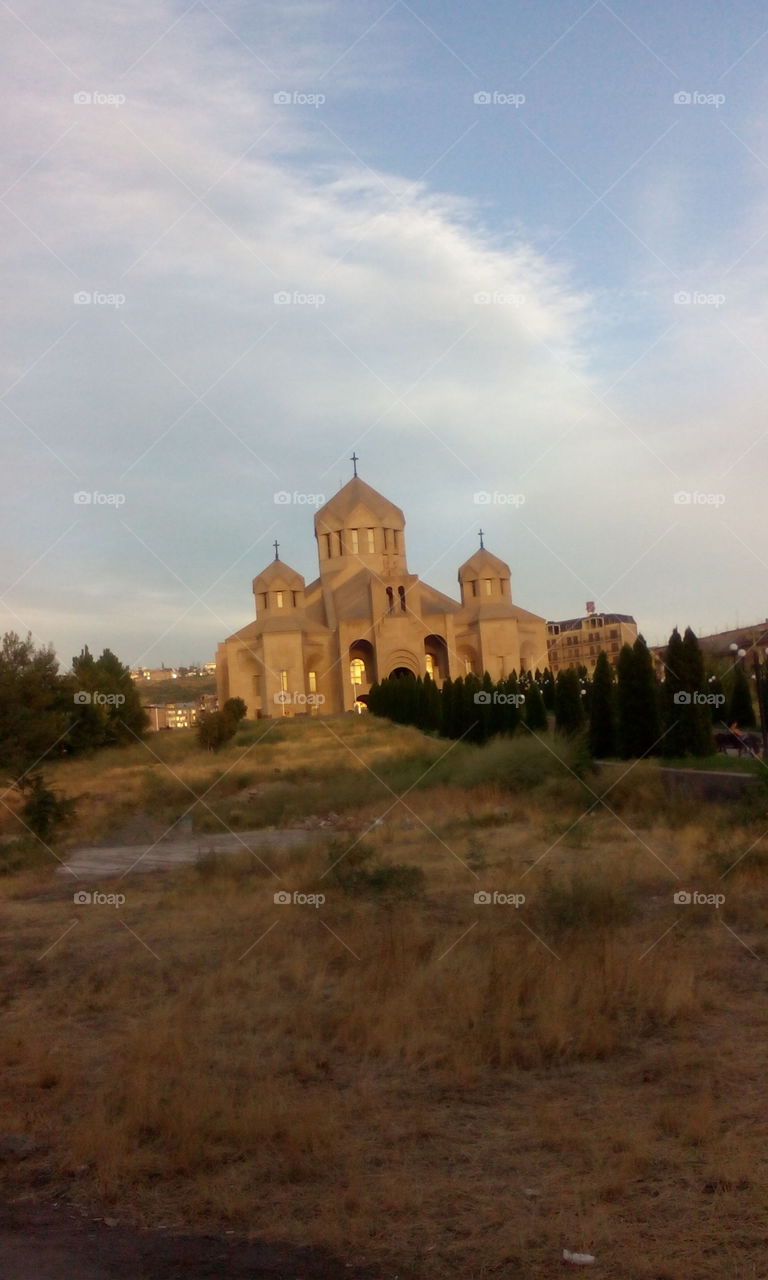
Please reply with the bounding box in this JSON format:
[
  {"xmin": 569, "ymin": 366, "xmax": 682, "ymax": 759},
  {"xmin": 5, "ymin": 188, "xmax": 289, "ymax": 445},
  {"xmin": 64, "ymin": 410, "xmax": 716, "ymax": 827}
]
[
  {"xmin": 458, "ymin": 546, "xmax": 511, "ymax": 580},
  {"xmin": 252, "ymin": 558, "xmax": 305, "ymax": 589},
  {"xmin": 315, "ymin": 476, "xmax": 404, "ymax": 529}
]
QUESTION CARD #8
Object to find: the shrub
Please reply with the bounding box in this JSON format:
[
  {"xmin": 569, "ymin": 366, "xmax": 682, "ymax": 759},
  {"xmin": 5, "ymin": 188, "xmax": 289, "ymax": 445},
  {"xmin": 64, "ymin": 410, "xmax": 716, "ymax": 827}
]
[{"xmin": 326, "ymin": 840, "xmax": 425, "ymax": 902}]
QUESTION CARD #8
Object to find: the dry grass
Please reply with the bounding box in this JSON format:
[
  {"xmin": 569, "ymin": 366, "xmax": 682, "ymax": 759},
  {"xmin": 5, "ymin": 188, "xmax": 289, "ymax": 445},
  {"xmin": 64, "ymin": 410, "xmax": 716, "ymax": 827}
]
[{"xmin": 2, "ymin": 715, "xmax": 768, "ymax": 1277}]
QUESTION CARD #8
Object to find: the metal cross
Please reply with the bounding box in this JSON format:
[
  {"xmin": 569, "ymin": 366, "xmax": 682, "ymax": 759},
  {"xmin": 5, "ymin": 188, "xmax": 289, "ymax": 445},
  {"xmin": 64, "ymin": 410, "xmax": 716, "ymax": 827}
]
[
  {"xmin": 479, "ymin": 528, "xmax": 485, "ymax": 549},
  {"xmin": 273, "ymin": 540, "xmax": 279, "ymax": 561},
  {"xmin": 351, "ymin": 452, "xmax": 359, "ymax": 477}
]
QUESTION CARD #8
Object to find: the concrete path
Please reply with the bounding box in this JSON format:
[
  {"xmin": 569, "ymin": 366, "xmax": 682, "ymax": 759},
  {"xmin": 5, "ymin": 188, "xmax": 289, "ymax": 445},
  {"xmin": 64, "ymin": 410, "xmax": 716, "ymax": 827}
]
[{"xmin": 56, "ymin": 828, "xmax": 317, "ymax": 880}]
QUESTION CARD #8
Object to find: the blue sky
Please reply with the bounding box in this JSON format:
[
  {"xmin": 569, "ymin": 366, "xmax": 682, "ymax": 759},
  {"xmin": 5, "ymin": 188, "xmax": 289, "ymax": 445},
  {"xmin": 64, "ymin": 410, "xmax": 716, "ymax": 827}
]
[{"xmin": 2, "ymin": 0, "xmax": 768, "ymax": 666}]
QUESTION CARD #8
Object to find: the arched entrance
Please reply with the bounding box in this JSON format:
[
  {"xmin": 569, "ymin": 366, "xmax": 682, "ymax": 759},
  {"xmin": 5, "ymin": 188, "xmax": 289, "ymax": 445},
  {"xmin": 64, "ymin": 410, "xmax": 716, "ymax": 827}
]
[
  {"xmin": 349, "ymin": 639, "xmax": 376, "ymax": 710},
  {"xmin": 389, "ymin": 667, "xmax": 415, "ymax": 680},
  {"xmin": 424, "ymin": 634, "xmax": 449, "ymax": 682}
]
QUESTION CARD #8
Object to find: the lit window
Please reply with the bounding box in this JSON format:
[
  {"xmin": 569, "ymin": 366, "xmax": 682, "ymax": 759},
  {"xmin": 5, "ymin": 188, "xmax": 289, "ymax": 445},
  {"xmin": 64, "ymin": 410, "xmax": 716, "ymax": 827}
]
[
  {"xmin": 280, "ymin": 670, "xmax": 288, "ymax": 692},
  {"xmin": 275, "ymin": 591, "xmax": 284, "ymax": 608},
  {"xmin": 366, "ymin": 528, "xmax": 375, "ymax": 552},
  {"xmin": 484, "ymin": 579, "xmax": 493, "ymax": 595},
  {"xmin": 425, "ymin": 654, "xmax": 434, "ymax": 676},
  {"xmin": 392, "ymin": 529, "xmax": 399, "ymax": 552},
  {"xmin": 350, "ymin": 658, "xmax": 365, "ymax": 684},
  {"xmin": 308, "ymin": 671, "xmax": 317, "ymax": 692},
  {"xmin": 349, "ymin": 529, "xmax": 359, "ymax": 554},
  {"xmin": 464, "ymin": 656, "xmax": 473, "ymax": 674}
]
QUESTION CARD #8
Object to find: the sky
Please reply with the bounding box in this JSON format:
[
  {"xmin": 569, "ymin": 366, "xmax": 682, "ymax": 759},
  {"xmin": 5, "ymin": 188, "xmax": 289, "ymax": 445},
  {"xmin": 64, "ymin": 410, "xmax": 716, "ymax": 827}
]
[{"xmin": 2, "ymin": 0, "xmax": 768, "ymax": 668}]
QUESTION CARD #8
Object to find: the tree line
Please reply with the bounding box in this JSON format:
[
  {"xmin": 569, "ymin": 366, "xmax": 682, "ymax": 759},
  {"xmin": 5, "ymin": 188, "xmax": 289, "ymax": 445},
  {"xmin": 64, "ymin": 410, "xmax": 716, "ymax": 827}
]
[{"xmin": 368, "ymin": 627, "xmax": 756, "ymax": 759}]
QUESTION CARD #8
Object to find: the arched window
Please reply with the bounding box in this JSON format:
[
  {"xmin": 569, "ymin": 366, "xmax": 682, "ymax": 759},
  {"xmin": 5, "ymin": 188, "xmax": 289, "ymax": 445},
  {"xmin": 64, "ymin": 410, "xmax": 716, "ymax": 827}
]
[
  {"xmin": 349, "ymin": 529, "xmax": 359, "ymax": 554},
  {"xmin": 350, "ymin": 658, "xmax": 365, "ymax": 684},
  {"xmin": 386, "ymin": 587, "xmax": 394, "ymax": 615},
  {"xmin": 398, "ymin": 585, "xmax": 406, "ymax": 613},
  {"xmin": 366, "ymin": 528, "xmax": 375, "ymax": 552}
]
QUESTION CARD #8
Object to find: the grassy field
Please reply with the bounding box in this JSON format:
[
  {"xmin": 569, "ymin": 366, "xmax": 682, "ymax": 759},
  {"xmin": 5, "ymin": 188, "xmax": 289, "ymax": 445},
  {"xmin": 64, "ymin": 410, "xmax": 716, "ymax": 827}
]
[{"xmin": 2, "ymin": 715, "xmax": 768, "ymax": 1277}]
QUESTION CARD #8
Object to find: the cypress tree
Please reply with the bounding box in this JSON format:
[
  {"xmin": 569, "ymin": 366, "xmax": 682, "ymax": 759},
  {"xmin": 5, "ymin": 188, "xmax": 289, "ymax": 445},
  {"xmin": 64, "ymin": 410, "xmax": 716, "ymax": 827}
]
[
  {"xmin": 524, "ymin": 677, "xmax": 548, "ymax": 731},
  {"xmin": 541, "ymin": 666, "xmax": 555, "ymax": 711},
  {"xmin": 554, "ymin": 668, "xmax": 585, "ymax": 735},
  {"xmin": 728, "ymin": 665, "xmax": 756, "ymax": 729},
  {"xmin": 681, "ymin": 627, "xmax": 712, "ymax": 755},
  {"xmin": 632, "ymin": 636, "xmax": 662, "ymax": 756},
  {"xmin": 588, "ymin": 651, "xmax": 617, "ymax": 757}
]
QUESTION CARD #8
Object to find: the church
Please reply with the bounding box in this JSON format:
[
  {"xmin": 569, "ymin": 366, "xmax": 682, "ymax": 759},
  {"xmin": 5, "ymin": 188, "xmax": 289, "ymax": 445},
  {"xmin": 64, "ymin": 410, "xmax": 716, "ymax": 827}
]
[{"xmin": 216, "ymin": 463, "xmax": 550, "ymax": 717}]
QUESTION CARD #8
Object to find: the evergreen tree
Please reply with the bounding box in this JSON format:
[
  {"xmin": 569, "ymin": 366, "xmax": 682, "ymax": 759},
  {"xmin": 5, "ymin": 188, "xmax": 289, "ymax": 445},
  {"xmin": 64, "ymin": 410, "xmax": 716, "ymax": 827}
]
[
  {"xmin": 728, "ymin": 665, "xmax": 756, "ymax": 729},
  {"xmin": 681, "ymin": 628, "xmax": 712, "ymax": 755},
  {"xmin": 554, "ymin": 669, "xmax": 585, "ymax": 735},
  {"xmin": 541, "ymin": 666, "xmax": 555, "ymax": 711},
  {"xmin": 524, "ymin": 677, "xmax": 548, "ymax": 731},
  {"xmin": 0, "ymin": 633, "xmax": 68, "ymax": 778},
  {"xmin": 662, "ymin": 627, "xmax": 710, "ymax": 757},
  {"xmin": 707, "ymin": 675, "xmax": 727, "ymax": 725},
  {"xmin": 617, "ymin": 637, "xmax": 661, "ymax": 759},
  {"xmin": 588, "ymin": 651, "xmax": 617, "ymax": 757},
  {"xmin": 499, "ymin": 672, "xmax": 521, "ymax": 735}
]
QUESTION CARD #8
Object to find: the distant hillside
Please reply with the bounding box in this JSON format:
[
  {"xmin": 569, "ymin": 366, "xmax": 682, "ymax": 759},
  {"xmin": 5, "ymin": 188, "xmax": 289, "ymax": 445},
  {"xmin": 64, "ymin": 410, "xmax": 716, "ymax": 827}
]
[{"xmin": 138, "ymin": 676, "xmax": 216, "ymax": 704}]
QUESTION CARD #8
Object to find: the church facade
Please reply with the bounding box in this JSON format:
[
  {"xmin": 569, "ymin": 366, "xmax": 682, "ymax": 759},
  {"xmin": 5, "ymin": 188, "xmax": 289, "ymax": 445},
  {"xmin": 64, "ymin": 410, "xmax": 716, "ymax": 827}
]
[{"xmin": 216, "ymin": 471, "xmax": 550, "ymax": 718}]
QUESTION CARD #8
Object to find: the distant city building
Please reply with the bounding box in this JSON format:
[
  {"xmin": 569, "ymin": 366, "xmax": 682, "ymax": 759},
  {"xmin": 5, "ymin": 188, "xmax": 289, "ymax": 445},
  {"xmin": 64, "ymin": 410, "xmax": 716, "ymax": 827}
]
[
  {"xmin": 145, "ymin": 701, "xmax": 200, "ymax": 730},
  {"xmin": 546, "ymin": 606, "xmax": 638, "ymax": 674},
  {"xmin": 675, "ymin": 621, "xmax": 768, "ymax": 659}
]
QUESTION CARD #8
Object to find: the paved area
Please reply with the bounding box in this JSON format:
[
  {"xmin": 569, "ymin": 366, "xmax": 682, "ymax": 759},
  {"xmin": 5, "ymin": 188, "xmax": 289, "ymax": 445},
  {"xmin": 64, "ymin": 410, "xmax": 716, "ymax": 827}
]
[{"xmin": 55, "ymin": 828, "xmax": 317, "ymax": 880}]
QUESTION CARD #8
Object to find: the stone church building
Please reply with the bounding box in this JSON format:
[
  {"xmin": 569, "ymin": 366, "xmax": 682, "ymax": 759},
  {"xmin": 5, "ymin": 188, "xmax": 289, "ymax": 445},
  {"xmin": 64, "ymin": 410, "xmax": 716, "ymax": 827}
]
[{"xmin": 216, "ymin": 470, "xmax": 549, "ymax": 717}]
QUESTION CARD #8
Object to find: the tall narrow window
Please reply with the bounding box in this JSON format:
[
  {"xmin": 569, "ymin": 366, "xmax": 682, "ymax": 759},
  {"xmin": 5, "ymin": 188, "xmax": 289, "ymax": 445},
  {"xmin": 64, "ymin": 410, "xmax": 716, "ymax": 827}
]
[
  {"xmin": 292, "ymin": 591, "xmax": 299, "ymax": 607},
  {"xmin": 280, "ymin": 670, "xmax": 289, "ymax": 691},
  {"xmin": 484, "ymin": 579, "xmax": 493, "ymax": 596},
  {"xmin": 260, "ymin": 593, "xmax": 268, "ymax": 611},
  {"xmin": 464, "ymin": 656, "xmax": 473, "ymax": 675},
  {"xmin": 349, "ymin": 529, "xmax": 359, "ymax": 554},
  {"xmin": 383, "ymin": 528, "xmax": 389, "ymax": 550},
  {"xmin": 321, "ymin": 533, "xmax": 331, "ymax": 558},
  {"xmin": 386, "ymin": 586, "xmax": 394, "ymax": 615},
  {"xmin": 392, "ymin": 529, "xmax": 399, "ymax": 552},
  {"xmin": 350, "ymin": 658, "xmax": 365, "ymax": 684},
  {"xmin": 425, "ymin": 654, "xmax": 434, "ymax": 677},
  {"xmin": 366, "ymin": 528, "xmax": 375, "ymax": 553},
  {"xmin": 275, "ymin": 591, "xmax": 284, "ymax": 608},
  {"xmin": 470, "ymin": 580, "xmax": 478, "ymax": 597},
  {"xmin": 335, "ymin": 531, "xmax": 343, "ymax": 557},
  {"xmin": 398, "ymin": 585, "xmax": 406, "ymax": 613},
  {"xmin": 308, "ymin": 671, "xmax": 317, "ymax": 692}
]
